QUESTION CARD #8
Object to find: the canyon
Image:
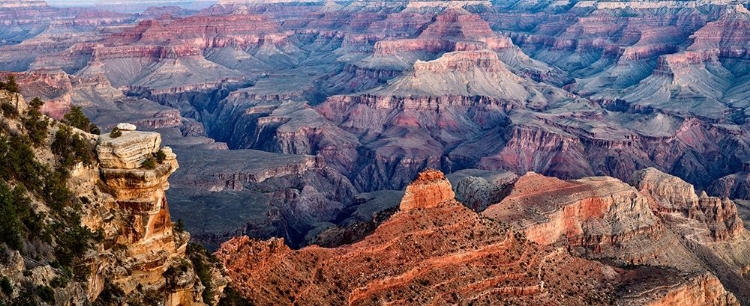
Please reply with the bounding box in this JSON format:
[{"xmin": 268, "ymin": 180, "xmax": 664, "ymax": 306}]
[{"xmin": 1, "ymin": 0, "xmax": 750, "ymax": 304}]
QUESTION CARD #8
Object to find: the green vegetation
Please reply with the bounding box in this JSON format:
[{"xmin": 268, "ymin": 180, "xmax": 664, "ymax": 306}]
[
  {"xmin": 50, "ymin": 276, "xmax": 68, "ymax": 289},
  {"xmin": 143, "ymin": 149, "xmax": 168, "ymax": 169},
  {"xmin": 0, "ymin": 76, "xmax": 19, "ymax": 93},
  {"xmin": 0, "ymin": 181, "xmax": 46, "ymax": 251},
  {"xmin": 0, "ymin": 277, "xmax": 11, "ymax": 295},
  {"xmin": 0, "ymin": 86, "xmax": 102, "ymax": 301},
  {"xmin": 0, "ymin": 133, "xmax": 47, "ymax": 191},
  {"xmin": 0, "ymin": 82, "xmax": 108, "ymax": 305},
  {"xmin": 52, "ymin": 210, "xmax": 101, "ymax": 278},
  {"xmin": 155, "ymin": 149, "xmax": 167, "ymax": 163},
  {"xmin": 63, "ymin": 106, "xmax": 100, "ymax": 135},
  {"xmin": 1, "ymin": 102, "xmax": 18, "ymax": 119},
  {"xmin": 0, "ymin": 124, "xmax": 98, "ymax": 264},
  {"xmin": 35, "ymin": 285, "xmax": 54, "ymax": 304},
  {"xmin": 109, "ymin": 127, "xmax": 122, "ymax": 138},
  {"xmin": 187, "ymin": 243, "xmax": 222, "ymax": 305},
  {"xmin": 141, "ymin": 156, "xmax": 157, "ymax": 169},
  {"xmin": 22, "ymin": 97, "xmax": 48, "ymax": 146},
  {"xmin": 52, "ymin": 124, "xmax": 95, "ymax": 168},
  {"xmin": 174, "ymin": 219, "xmax": 185, "ymax": 234}
]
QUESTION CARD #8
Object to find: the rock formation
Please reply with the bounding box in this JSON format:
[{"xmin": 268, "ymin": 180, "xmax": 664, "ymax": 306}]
[
  {"xmin": 632, "ymin": 168, "xmax": 744, "ymax": 241},
  {"xmin": 710, "ymin": 164, "xmax": 750, "ymax": 200},
  {"xmin": 95, "ymin": 126, "xmax": 201, "ymax": 303},
  {"xmin": 0, "ymin": 86, "xmax": 225, "ymax": 305},
  {"xmin": 217, "ymin": 169, "xmax": 742, "ymax": 305},
  {"xmin": 3, "ymin": 0, "xmax": 748, "ymax": 202},
  {"xmin": 3, "ymin": 3, "xmax": 750, "ymax": 304},
  {"xmin": 483, "ymin": 173, "xmax": 662, "ymax": 249},
  {"xmin": 398, "ymin": 169, "xmax": 454, "ymax": 210}
]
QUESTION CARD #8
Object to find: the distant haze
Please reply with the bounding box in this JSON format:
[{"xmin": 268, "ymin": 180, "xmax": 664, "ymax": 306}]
[{"xmin": 46, "ymin": 0, "xmax": 217, "ymax": 8}]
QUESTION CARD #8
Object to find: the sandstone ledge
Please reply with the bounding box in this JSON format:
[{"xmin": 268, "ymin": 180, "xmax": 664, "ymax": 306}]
[{"xmin": 97, "ymin": 129, "xmax": 161, "ymax": 169}]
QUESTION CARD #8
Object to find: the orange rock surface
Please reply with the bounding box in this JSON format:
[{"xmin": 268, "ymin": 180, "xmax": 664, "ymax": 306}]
[
  {"xmin": 399, "ymin": 169, "xmax": 455, "ymax": 210},
  {"xmin": 216, "ymin": 169, "xmax": 741, "ymax": 305}
]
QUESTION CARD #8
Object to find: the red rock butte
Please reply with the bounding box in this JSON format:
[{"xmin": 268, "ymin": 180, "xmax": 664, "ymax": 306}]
[{"xmin": 399, "ymin": 169, "xmax": 455, "ymax": 210}]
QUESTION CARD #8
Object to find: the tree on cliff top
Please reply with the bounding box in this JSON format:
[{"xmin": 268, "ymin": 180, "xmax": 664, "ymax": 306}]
[
  {"xmin": 23, "ymin": 97, "xmax": 48, "ymax": 146},
  {"xmin": 0, "ymin": 76, "xmax": 19, "ymax": 93},
  {"xmin": 63, "ymin": 106, "xmax": 100, "ymax": 135}
]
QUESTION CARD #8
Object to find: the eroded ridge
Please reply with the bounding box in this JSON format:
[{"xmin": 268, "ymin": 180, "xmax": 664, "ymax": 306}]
[{"xmin": 217, "ymin": 169, "xmax": 739, "ymax": 305}]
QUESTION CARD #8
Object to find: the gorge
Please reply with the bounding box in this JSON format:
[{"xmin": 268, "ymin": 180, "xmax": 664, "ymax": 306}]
[{"xmin": 1, "ymin": 0, "xmax": 749, "ymax": 304}]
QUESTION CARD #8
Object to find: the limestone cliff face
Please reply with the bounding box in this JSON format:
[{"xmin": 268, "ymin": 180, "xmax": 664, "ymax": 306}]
[
  {"xmin": 632, "ymin": 167, "xmax": 744, "ymax": 241},
  {"xmin": 483, "ymin": 173, "xmax": 662, "ymax": 251},
  {"xmin": 94, "ymin": 127, "xmax": 219, "ymax": 305}
]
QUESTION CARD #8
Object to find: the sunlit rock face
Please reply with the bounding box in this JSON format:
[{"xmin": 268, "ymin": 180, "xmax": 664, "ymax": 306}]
[
  {"xmin": 216, "ymin": 169, "xmax": 742, "ymax": 305},
  {"xmin": 483, "ymin": 172, "xmax": 662, "ymax": 249},
  {"xmin": 97, "ymin": 129, "xmax": 162, "ymax": 169},
  {"xmin": 399, "ymin": 169, "xmax": 455, "ymax": 211},
  {"xmin": 94, "ymin": 126, "xmax": 210, "ymax": 305}
]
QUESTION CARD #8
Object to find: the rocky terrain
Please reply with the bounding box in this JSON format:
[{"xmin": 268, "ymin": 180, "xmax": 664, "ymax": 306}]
[
  {"xmin": 0, "ymin": 91, "xmax": 225, "ymax": 305},
  {"xmin": 2, "ymin": 0, "xmax": 750, "ymax": 303},
  {"xmin": 217, "ymin": 169, "xmax": 748, "ymax": 305}
]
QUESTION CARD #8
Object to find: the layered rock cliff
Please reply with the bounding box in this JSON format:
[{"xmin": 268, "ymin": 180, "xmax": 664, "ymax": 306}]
[
  {"xmin": 0, "ymin": 91, "xmax": 224, "ymax": 305},
  {"xmin": 483, "ymin": 173, "xmax": 662, "ymax": 250},
  {"xmin": 632, "ymin": 168, "xmax": 744, "ymax": 241},
  {"xmin": 217, "ymin": 169, "xmax": 741, "ymax": 305}
]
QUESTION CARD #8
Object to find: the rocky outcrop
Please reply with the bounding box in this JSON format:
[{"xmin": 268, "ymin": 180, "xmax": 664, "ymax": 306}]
[
  {"xmin": 477, "ymin": 168, "xmax": 750, "ymax": 304},
  {"xmin": 632, "ymin": 168, "xmax": 744, "ymax": 241},
  {"xmin": 399, "ymin": 169, "xmax": 454, "ymax": 210},
  {"xmin": 217, "ymin": 169, "xmax": 741, "ymax": 305},
  {"xmin": 96, "ymin": 130, "xmax": 161, "ymax": 169},
  {"xmin": 454, "ymin": 175, "xmax": 507, "ymax": 211},
  {"xmin": 93, "ymin": 125, "xmax": 214, "ymax": 304},
  {"xmin": 483, "ymin": 172, "xmax": 662, "ymax": 251},
  {"xmin": 216, "ymin": 170, "xmax": 611, "ymax": 305}
]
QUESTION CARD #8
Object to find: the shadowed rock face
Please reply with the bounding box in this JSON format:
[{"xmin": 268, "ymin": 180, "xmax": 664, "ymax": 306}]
[
  {"xmin": 216, "ymin": 169, "xmax": 743, "ymax": 305},
  {"xmin": 3, "ymin": 1, "xmax": 749, "ymax": 198},
  {"xmin": 632, "ymin": 168, "xmax": 744, "ymax": 241},
  {"xmin": 710, "ymin": 163, "xmax": 750, "ymax": 200}
]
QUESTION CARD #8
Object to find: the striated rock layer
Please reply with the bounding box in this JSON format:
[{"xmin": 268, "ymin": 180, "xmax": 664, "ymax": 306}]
[
  {"xmin": 483, "ymin": 172, "xmax": 662, "ymax": 250},
  {"xmin": 88, "ymin": 126, "xmax": 226, "ymax": 305},
  {"xmin": 217, "ymin": 169, "xmax": 743, "ymax": 305},
  {"xmin": 0, "ymin": 92, "xmax": 226, "ymax": 305}
]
